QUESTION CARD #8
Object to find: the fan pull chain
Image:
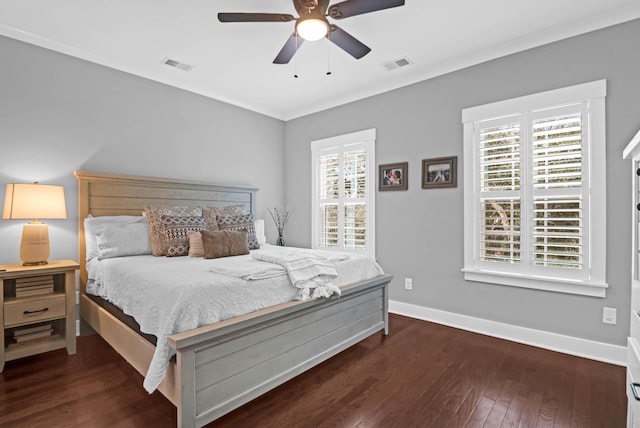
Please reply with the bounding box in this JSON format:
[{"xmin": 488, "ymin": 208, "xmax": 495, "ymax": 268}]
[
  {"xmin": 294, "ymin": 33, "xmax": 299, "ymax": 78},
  {"xmin": 326, "ymin": 38, "xmax": 332, "ymax": 76}
]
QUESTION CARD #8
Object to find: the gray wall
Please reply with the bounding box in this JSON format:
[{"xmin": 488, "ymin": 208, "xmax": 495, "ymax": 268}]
[
  {"xmin": 0, "ymin": 35, "xmax": 286, "ymax": 265},
  {"xmin": 284, "ymin": 19, "xmax": 640, "ymax": 346},
  {"xmin": 2, "ymin": 19, "xmax": 638, "ymax": 348}
]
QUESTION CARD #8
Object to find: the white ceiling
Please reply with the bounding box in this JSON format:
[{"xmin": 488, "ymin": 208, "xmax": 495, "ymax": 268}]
[{"xmin": 1, "ymin": 0, "xmax": 639, "ymax": 120}]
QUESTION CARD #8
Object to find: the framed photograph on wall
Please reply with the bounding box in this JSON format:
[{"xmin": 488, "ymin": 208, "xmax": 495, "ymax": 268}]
[
  {"xmin": 422, "ymin": 156, "xmax": 457, "ymax": 189},
  {"xmin": 379, "ymin": 162, "xmax": 408, "ymax": 191}
]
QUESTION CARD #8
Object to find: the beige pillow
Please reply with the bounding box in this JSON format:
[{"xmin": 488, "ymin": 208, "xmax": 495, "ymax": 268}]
[
  {"xmin": 188, "ymin": 231, "xmax": 204, "ymax": 257},
  {"xmin": 144, "ymin": 206, "xmax": 202, "ymax": 256},
  {"xmin": 201, "ymin": 230, "xmax": 250, "ymax": 259}
]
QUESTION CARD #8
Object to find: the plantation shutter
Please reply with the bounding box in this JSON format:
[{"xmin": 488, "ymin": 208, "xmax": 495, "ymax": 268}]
[
  {"xmin": 531, "ymin": 105, "xmax": 584, "ymax": 272},
  {"xmin": 311, "ymin": 129, "xmax": 376, "ymax": 257},
  {"xmin": 478, "ymin": 119, "xmax": 521, "ymax": 266},
  {"xmin": 343, "ymin": 148, "xmax": 367, "ymax": 250},
  {"xmin": 318, "ymin": 153, "xmax": 340, "ymax": 248},
  {"xmin": 475, "ymin": 104, "xmax": 588, "ymax": 280},
  {"xmin": 463, "ymin": 80, "xmax": 606, "ymax": 296}
]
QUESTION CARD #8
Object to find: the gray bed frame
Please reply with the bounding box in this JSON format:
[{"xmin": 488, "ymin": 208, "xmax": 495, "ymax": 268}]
[{"xmin": 74, "ymin": 170, "xmax": 391, "ymax": 428}]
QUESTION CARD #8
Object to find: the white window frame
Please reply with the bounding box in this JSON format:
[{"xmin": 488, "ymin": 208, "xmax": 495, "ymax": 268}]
[
  {"xmin": 462, "ymin": 80, "xmax": 607, "ymax": 297},
  {"xmin": 311, "ymin": 128, "xmax": 376, "ymax": 258}
]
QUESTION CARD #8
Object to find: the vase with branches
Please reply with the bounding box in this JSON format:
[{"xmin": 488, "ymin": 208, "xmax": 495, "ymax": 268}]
[{"xmin": 268, "ymin": 207, "xmax": 291, "ymax": 246}]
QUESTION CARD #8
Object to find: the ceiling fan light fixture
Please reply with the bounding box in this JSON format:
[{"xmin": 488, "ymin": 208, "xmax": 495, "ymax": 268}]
[{"xmin": 296, "ymin": 18, "xmax": 329, "ymax": 41}]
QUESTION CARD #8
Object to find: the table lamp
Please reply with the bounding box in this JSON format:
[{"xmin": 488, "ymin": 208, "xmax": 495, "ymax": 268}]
[{"xmin": 2, "ymin": 182, "xmax": 67, "ymax": 265}]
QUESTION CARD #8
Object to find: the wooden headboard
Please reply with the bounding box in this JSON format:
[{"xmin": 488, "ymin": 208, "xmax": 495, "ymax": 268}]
[{"xmin": 74, "ymin": 171, "xmax": 258, "ymax": 292}]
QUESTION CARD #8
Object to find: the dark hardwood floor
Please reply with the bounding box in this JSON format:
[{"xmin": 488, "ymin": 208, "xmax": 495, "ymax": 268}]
[{"xmin": 0, "ymin": 314, "xmax": 626, "ymax": 427}]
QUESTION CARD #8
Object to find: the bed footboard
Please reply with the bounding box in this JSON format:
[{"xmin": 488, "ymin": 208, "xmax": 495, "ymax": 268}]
[{"xmin": 170, "ymin": 274, "xmax": 391, "ymax": 428}]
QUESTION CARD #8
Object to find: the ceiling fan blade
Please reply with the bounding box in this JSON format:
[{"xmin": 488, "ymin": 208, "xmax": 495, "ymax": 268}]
[
  {"xmin": 273, "ymin": 33, "xmax": 305, "ymax": 64},
  {"xmin": 218, "ymin": 13, "xmax": 295, "ymax": 23},
  {"xmin": 317, "ymin": 0, "xmax": 331, "ymax": 14},
  {"xmin": 328, "ymin": 0, "xmax": 404, "ymax": 19},
  {"xmin": 327, "ymin": 25, "xmax": 371, "ymax": 59}
]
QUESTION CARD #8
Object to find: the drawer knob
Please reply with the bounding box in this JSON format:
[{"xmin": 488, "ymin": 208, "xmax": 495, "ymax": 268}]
[
  {"xmin": 23, "ymin": 307, "xmax": 49, "ymax": 316},
  {"xmin": 637, "ymin": 203, "xmax": 640, "ymax": 211},
  {"xmin": 637, "ymin": 168, "xmax": 640, "ymax": 176},
  {"xmin": 631, "ymin": 383, "xmax": 640, "ymax": 401}
]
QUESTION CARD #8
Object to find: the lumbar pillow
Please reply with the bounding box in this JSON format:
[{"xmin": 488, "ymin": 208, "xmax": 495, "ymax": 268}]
[{"xmin": 201, "ymin": 229, "xmax": 250, "ymax": 259}]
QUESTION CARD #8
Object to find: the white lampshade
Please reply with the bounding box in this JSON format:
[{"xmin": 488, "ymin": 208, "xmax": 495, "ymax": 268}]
[
  {"xmin": 3, "ymin": 183, "xmax": 67, "ymax": 220},
  {"xmin": 2, "ymin": 183, "xmax": 67, "ymax": 265},
  {"xmin": 296, "ymin": 18, "xmax": 329, "ymax": 41}
]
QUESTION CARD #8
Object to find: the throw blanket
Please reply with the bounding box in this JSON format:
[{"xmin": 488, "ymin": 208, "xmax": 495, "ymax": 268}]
[
  {"xmin": 253, "ymin": 251, "xmax": 342, "ymax": 300},
  {"xmin": 209, "ymin": 258, "xmax": 286, "ymax": 280}
]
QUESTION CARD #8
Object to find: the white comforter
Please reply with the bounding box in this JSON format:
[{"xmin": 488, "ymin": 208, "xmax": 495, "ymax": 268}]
[{"xmin": 87, "ymin": 245, "xmax": 384, "ymax": 393}]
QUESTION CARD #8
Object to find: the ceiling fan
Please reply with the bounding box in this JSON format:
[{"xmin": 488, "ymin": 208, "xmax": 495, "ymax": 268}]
[{"xmin": 218, "ymin": 0, "xmax": 405, "ymax": 64}]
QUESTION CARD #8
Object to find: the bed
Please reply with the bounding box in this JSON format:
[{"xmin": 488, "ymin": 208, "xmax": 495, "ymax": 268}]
[{"xmin": 74, "ymin": 170, "xmax": 392, "ymax": 428}]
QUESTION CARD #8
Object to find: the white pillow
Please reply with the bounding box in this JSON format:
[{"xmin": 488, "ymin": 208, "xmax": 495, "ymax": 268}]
[
  {"xmin": 96, "ymin": 222, "xmax": 152, "ymax": 260},
  {"xmin": 254, "ymin": 218, "xmax": 267, "ymax": 246},
  {"xmin": 84, "ymin": 214, "xmax": 147, "ymax": 261}
]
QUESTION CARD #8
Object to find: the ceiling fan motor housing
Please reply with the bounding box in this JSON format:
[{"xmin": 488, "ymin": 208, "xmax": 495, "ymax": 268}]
[{"xmin": 296, "ymin": 0, "xmax": 330, "ymax": 16}]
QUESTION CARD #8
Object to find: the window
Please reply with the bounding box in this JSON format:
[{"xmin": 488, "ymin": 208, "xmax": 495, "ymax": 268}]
[
  {"xmin": 462, "ymin": 81, "xmax": 607, "ymax": 297},
  {"xmin": 311, "ymin": 129, "xmax": 376, "ymax": 257}
]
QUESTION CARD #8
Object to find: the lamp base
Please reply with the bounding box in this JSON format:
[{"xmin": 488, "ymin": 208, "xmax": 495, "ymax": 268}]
[
  {"xmin": 20, "ymin": 222, "xmax": 50, "ymax": 266},
  {"xmin": 23, "ymin": 260, "xmax": 49, "ymax": 266}
]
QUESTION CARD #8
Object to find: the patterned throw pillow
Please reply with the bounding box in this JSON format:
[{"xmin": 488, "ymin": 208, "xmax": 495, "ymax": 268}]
[
  {"xmin": 160, "ymin": 215, "xmax": 206, "ymax": 257},
  {"xmin": 201, "ymin": 206, "xmax": 221, "ymax": 231},
  {"xmin": 202, "ymin": 204, "xmax": 249, "ymax": 231},
  {"xmin": 216, "ymin": 213, "xmax": 260, "ymax": 250},
  {"xmin": 144, "ymin": 206, "xmax": 202, "ymax": 256}
]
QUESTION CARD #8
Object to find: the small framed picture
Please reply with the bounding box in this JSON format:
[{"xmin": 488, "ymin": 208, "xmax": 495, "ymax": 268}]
[
  {"xmin": 422, "ymin": 156, "xmax": 457, "ymax": 189},
  {"xmin": 379, "ymin": 162, "xmax": 408, "ymax": 191}
]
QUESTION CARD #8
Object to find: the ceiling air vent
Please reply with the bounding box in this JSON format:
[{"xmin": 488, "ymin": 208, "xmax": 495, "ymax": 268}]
[
  {"xmin": 382, "ymin": 57, "xmax": 412, "ymax": 71},
  {"xmin": 162, "ymin": 57, "xmax": 193, "ymax": 72}
]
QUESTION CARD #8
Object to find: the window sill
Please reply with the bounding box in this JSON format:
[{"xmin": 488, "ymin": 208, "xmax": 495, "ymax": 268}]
[{"xmin": 462, "ymin": 268, "xmax": 607, "ymax": 298}]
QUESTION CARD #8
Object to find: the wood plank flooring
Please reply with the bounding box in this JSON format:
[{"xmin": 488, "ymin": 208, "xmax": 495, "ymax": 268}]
[{"xmin": 0, "ymin": 314, "xmax": 626, "ymax": 427}]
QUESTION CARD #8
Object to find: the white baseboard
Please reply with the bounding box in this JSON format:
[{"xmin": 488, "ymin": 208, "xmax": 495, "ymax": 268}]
[{"xmin": 389, "ymin": 300, "xmax": 626, "ymax": 367}]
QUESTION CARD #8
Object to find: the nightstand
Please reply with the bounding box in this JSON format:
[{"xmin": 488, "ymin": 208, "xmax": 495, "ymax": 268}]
[{"xmin": 0, "ymin": 260, "xmax": 79, "ymax": 372}]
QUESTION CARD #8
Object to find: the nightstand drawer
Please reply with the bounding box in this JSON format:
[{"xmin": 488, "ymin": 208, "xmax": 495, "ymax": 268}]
[{"xmin": 4, "ymin": 295, "xmax": 66, "ymax": 327}]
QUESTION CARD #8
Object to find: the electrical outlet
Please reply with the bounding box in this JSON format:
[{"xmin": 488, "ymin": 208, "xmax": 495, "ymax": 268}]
[
  {"xmin": 404, "ymin": 278, "xmax": 412, "ymax": 290},
  {"xmin": 602, "ymin": 307, "xmax": 617, "ymax": 325}
]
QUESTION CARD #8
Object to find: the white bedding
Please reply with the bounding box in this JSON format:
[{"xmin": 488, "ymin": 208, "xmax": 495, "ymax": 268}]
[{"xmin": 86, "ymin": 245, "xmax": 384, "ymax": 393}]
